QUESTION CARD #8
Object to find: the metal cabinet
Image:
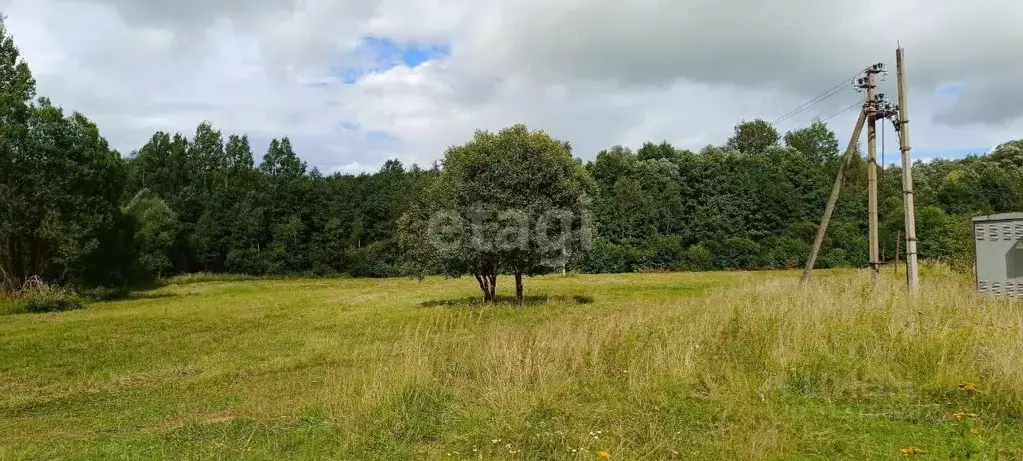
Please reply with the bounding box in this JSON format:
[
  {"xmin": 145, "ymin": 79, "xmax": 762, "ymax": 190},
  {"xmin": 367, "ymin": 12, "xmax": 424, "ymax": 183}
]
[{"xmin": 973, "ymin": 213, "xmax": 1023, "ymax": 298}]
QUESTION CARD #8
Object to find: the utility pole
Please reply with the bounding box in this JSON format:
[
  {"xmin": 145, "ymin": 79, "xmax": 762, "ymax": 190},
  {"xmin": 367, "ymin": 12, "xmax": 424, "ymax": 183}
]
[
  {"xmin": 801, "ymin": 55, "xmax": 920, "ymax": 294},
  {"xmin": 801, "ymin": 108, "xmax": 867, "ymax": 285},
  {"xmin": 896, "ymin": 47, "xmax": 920, "ymax": 294},
  {"xmin": 859, "ymin": 64, "xmax": 885, "ymax": 290},
  {"xmin": 801, "ymin": 62, "xmax": 883, "ymax": 285}
]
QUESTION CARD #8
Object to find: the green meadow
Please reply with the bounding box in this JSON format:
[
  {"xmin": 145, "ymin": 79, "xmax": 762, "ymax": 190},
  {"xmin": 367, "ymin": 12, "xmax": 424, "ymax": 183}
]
[{"xmin": 2, "ymin": 269, "xmax": 1021, "ymax": 460}]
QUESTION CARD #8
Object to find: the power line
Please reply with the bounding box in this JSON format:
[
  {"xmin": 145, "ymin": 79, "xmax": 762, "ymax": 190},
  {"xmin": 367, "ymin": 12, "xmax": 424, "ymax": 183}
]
[
  {"xmin": 771, "ymin": 69, "xmax": 864, "ymax": 126},
  {"xmin": 821, "ymin": 100, "xmax": 863, "ymax": 123},
  {"xmin": 771, "ymin": 85, "xmax": 845, "ymax": 125}
]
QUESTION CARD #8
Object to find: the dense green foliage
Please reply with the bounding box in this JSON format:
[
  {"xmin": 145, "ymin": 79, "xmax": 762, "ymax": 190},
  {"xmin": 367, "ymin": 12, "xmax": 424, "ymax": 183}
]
[
  {"xmin": 582, "ymin": 122, "xmax": 1023, "ymax": 273},
  {"xmin": 398, "ymin": 125, "xmax": 592, "ymax": 303},
  {"xmin": 122, "ymin": 126, "xmax": 434, "ymax": 279},
  {"xmin": 20, "ymin": 283, "xmax": 83, "ymax": 313},
  {"xmin": 0, "ymin": 18, "xmax": 134, "ymax": 291},
  {"xmin": 1, "ymin": 16, "xmax": 1021, "ymax": 292}
]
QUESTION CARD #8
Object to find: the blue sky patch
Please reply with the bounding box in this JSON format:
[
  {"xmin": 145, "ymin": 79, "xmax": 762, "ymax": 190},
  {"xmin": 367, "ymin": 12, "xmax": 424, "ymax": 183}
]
[
  {"xmin": 336, "ymin": 68, "xmax": 363, "ymax": 84},
  {"xmin": 937, "ymin": 82, "xmax": 965, "ymax": 97},
  {"xmin": 320, "ymin": 37, "xmax": 451, "ymax": 87},
  {"xmin": 360, "ymin": 36, "xmax": 451, "ymax": 68}
]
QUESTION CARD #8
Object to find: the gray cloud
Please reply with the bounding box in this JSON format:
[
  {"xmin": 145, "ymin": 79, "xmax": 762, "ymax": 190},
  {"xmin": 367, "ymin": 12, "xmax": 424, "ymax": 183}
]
[
  {"xmin": 933, "ymin": 70, "xmax": 1023, "ymax": 127},
  {"xmin": 3, "ymin": 0, "xmax": 1023, "ymax": 173},
  {"xmin": 453, "ymin": 0, "xmax": 1023, "ymax": 124},
  {"xmin": 56, "ymin": 0, "xmax": 295, "ymax": 27}
]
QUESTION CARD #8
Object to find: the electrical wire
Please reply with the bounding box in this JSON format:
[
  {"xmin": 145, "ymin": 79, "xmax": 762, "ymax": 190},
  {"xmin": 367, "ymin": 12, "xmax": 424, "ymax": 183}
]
[
  {"xmin": 820, "ymin": 100, "xmax": 863, "ymax": 124},
  {"xmin": 771, "ymin": 85, "xmax": 845, "ymax": 125},
  {"xmin": 771, "ymin": 69, "xmax": 864, "ymax": 126}
]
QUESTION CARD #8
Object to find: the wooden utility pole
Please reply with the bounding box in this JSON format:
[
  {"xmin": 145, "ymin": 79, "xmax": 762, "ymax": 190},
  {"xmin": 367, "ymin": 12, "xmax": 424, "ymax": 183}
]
[
  {"xmin": 896, "ymin": 47, "xmax": 920, "ymax": 294},
  {"xmin": 864, "ymin": 67, "xmax": 881, "ymax": 289},
  {"xmin": 800, "ymin": 109, "xmax": 867, "ymax": 285}
]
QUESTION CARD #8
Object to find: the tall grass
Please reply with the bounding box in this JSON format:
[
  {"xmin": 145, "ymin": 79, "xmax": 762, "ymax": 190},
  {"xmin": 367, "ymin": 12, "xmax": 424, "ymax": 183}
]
[
  {"xmin": 341, "ymin": 270, "xmax": 1021, "ymax": 458},
  {"xmin": 1, "ymin": 270, "xmax": 1020, "ymax": 459}
]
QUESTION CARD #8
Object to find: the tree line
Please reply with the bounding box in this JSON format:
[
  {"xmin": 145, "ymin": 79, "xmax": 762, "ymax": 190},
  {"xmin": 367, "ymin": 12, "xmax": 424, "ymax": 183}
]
[
  {"xmin": 2, "ymin": 17, "xmax": 1022, "ymax": 293},
  {"xmin": 582, "ymin": 122, "xmax": 1023, "ymax": 274}
]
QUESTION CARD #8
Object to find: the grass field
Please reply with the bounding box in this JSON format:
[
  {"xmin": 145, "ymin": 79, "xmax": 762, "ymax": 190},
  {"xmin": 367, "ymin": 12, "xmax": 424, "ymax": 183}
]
[{"xmin": 1, "ymin": 268, "xmax": 1022, "ymax": 459}]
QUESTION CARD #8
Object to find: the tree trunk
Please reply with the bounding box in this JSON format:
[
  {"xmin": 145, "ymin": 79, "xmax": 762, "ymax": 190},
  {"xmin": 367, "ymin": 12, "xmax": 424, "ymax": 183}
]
[
  {"xmin": 475, "ymin": 273, "xmax": 498, "ymax": 303},
  {"xmin": 474, "ymin": 274, "xmax": 488, "ymax": 302},
  {"xmin": 515, "ymin": 272, "xmax": 523, "ymax": 307}
]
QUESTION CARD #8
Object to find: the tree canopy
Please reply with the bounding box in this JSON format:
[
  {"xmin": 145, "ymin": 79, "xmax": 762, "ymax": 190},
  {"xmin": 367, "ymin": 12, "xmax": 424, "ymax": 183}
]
[{"xmin": 398, "ymin": 125, "xmax": 592, "ymax": 304}]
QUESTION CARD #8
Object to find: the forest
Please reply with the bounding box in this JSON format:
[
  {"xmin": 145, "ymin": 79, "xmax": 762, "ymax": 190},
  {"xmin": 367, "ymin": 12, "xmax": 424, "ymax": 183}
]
[{"xmin": 2, "ymin": 17, "xmax": 1023, "ymax": 293}]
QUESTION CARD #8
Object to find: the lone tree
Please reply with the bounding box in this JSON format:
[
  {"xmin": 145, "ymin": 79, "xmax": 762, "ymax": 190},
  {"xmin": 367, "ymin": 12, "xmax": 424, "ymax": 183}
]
[{"xmin": 398, "ymin": 124, "xmax": 593, "ymax": 305}]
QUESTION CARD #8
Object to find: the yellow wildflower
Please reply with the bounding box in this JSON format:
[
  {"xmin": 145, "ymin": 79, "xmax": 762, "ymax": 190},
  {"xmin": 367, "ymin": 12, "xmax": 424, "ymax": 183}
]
[
  {"xmin": 951, "ymin": 411, "xmax": 978, "ymax": 421},
  {"xmin": 900, "ymin": 446, "xmax": 925, "ymax": 456},
  {"xmin": 598, "ymin": 451, "xmax": 610, "ymax": 459}
]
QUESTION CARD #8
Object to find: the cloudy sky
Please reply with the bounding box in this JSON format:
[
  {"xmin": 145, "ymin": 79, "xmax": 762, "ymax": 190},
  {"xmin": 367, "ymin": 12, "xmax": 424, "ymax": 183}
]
[{"xmin": 2, "ymin": 0, "xmax": 1021, "ymax": 173}]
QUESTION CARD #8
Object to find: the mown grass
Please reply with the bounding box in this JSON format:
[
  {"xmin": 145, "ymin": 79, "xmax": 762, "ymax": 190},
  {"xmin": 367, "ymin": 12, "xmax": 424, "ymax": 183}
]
[{"xmin": 1, "ymin": 269, "xmax": 1021, "ymax": 459}]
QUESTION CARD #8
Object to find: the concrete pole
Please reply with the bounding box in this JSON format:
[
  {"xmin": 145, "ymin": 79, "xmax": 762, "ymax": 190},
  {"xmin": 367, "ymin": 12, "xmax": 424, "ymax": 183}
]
[
  {"xmin": 866, "ymin": 71, "xmax": 880, "ymax": 289},
  {"xmin": 801, "ymin": 109, "xmax": 867, "ymax": 285},
  {"xmin": 896, "ymin": 47, "xmax": 920, "ymax": 294}
]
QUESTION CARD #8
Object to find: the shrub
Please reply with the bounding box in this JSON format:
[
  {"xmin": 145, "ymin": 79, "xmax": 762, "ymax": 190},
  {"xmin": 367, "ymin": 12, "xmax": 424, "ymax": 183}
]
[
  {"xmin": 347, "ymin": 241, "xmax": 397, "ymax": 278},
  {"xmin": 225, "ymin": 248, "xmax": 269, "ymax": 275},
  {"xmin": 22, "ymin": 284, "xmax": 84, "ymax": 313},
  {"xmin": 580, "ymin": 239, "xmax": 654, "ymax": 274},
  {"xmin": 641, "ymin": 235, "xmax": 686, "ymax": 271},
  {"xmin": 837, "ymin": 235, "xmax": 869, "ymax": 267},
  {"xmin": 787, "ymin": 220, "xmax": 818, "ymax": 243},
  {"xmin": 818, "ymin": 248, "xmax": 849, "ymax": 269},
  {"xmin": 682, "ymin": 245, "xmax": 714, "ymax": 271},
  {"xmin": 719, "ymin": 237, "xmax": 762, "ymax": 270},
  {"xmin": 758, "ymin": 236, "xmax": 810, "ymax": 269}
]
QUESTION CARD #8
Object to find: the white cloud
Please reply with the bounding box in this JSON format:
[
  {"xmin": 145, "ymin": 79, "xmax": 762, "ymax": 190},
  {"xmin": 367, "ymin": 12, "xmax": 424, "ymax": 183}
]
[{"xmin": 2, "ymin": 0, "xmax": 1022, "ymax": 173}]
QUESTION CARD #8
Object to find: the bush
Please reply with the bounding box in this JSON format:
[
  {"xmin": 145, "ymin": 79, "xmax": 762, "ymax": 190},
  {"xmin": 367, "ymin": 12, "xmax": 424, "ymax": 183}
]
[
  {"xmin": 719, "ymin": 237, "xmax": 762, "ymax": 270},
  {"xmin": 580, "ymin": 239, "xmax": 654, "ymax": 274},
  {"xmin": 226, "ymin": 248, "xmax": 269, "ymax": 275},
  {"xmin": 758, "ymin": 237, "xmax": 810, "ymax": 269},
  {"xmin": 22, "ymin": 284, "xmax": 84, "ymax": 313},
  {"xmin": 682, "ymin": 245, "xmax": 714, "ymax": 271},
  {"xmin": 347, "ymin": 241, "xmax": 397, "ymax": 278},
  {"xmin": 818, "ymin": 248, "xmax": 850, "ymax": 269},
  {"xmin": 640, "ymin": 235, "xmax": 686, "ymax": 271},
  {"xmin": 787, "ymin": 220, "xmax": 818, "ymax": 243}
]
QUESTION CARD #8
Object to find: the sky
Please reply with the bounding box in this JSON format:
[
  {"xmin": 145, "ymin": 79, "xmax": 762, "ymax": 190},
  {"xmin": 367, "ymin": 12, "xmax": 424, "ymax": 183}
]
[{"xmin": 1, "ymin": 0, "xmax": 1021, "ymax": 173}]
